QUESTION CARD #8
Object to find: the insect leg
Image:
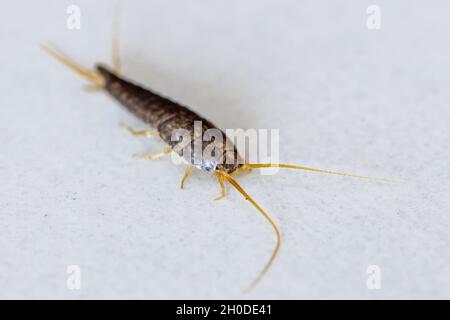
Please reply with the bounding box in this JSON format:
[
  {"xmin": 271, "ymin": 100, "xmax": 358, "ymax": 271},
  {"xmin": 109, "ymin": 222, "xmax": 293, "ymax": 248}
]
[
  {"xmin": 134, "ymin": 147, "xmax": 171, "ymax": 160},
  {"xmin": 214, "ymin": 172, "xmax": 226, "ymax": 201},
  {"xmin": 180, "ymin": 165, "xmax": 193, "ymax": 189},
  {"xmin": 121, "ymin": 124, "xmax": 159, "ymax": 138}
]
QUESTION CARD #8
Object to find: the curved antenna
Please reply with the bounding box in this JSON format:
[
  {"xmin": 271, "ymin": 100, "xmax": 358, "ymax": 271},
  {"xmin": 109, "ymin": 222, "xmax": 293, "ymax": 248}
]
[
  {"xmin": 244, "ymin": 163, "xmax": 404, "ymax": 184},
  {"xmin": 217, "ymin": 170, "xmax": 281, "ymax": 292}
]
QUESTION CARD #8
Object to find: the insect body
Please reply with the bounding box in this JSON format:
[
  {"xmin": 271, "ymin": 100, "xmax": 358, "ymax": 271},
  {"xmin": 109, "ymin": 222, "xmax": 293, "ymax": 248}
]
[
  {"xmin": 97, "ymin": 64, "xmax": 244, "ymax": 175},
  {"xmin": 43, "ymin": 30, "xmax": 399, "ymax": 291}
]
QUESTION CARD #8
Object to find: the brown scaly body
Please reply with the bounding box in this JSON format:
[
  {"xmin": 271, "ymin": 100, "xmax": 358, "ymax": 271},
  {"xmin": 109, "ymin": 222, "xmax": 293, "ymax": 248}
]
[{"xmin": 97, "ymin": 64, "xmax": 243, "ymax": 174}]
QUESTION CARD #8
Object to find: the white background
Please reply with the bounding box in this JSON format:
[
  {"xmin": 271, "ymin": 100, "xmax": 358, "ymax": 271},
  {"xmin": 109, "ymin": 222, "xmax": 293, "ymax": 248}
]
[{"xmin": 1, "ymin": 0, "xmax": 449, "ymax": 299}]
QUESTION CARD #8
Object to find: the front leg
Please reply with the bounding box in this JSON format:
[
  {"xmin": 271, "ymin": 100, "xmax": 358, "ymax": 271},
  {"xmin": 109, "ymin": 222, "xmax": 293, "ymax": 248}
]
[
  {"xmin": 180, "ymin": 165, "xmax": 193, "ymax": 189},
  {"xmin": 214, "ymin": 172, "xmax": 226, "ymax": 201}
]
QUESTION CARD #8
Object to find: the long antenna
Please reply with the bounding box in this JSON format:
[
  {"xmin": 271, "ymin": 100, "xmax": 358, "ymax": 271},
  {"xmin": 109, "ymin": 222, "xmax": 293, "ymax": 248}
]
[
  {"xmin": 245, "ymin": 163, "xmax": 404, "ymax": 184},
  {"xmin": 217, "ymin": 170, "xmax": 281, "ymax": 292}
]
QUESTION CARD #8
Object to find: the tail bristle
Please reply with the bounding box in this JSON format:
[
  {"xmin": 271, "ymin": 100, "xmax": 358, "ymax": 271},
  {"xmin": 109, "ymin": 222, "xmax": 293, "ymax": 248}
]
[{"xmin": 41, "ymin": 44, "xmax": 104, "ymax": 87}]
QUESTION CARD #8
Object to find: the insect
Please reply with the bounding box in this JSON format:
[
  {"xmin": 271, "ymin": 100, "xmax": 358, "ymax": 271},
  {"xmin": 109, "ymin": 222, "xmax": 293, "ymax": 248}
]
[{"xmin": 43, "ymin": 18, "xmax": 399, "ymax": 292}]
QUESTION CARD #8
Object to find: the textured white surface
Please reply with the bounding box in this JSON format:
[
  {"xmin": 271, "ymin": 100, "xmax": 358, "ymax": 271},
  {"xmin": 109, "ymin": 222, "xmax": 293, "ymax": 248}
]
[{"xmin": 1, "ymin": 0, "xmax": 450, "ymax": 299}]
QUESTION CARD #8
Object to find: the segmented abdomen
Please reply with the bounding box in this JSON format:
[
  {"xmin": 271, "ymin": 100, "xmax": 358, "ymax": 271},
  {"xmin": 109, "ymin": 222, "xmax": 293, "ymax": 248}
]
[
  {"xmin": 96, "ymin": 64, "xmax": 242, "ymax": 173},
  {"xmin": 96, "ymin": 64, "xmax": 213, "ymax": 141}
]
